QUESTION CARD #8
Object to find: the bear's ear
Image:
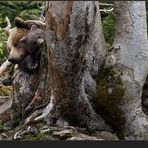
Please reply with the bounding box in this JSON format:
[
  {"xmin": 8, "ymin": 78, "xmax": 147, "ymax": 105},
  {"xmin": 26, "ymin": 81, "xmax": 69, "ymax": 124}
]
[
  {"xmin": 14, "ymin": 17, "xmax": 28, "ymax": 28},
  {"xmin": 20, "ymin": 36, "xmax": 27, "ymax": 43},
  {"xmin": 30, "ymin": 25, "xmax": 38, "ymax": 31}
]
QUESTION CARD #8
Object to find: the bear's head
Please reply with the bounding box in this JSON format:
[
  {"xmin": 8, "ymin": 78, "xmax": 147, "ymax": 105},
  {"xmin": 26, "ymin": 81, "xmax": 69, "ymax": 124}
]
[
  {"xmin": 6, "ymin": 17, "xmax": 45, "ymax": 64},
  {"xmin": 20, "ymin": 24, "xmax": 45, "ymax": 54},
  {"xmin": 19, "ymin": 24, "xmax": 45, "ymax": 73},
  {"xmin": 7, "ymin": 17, "xmax": 29, "ymax": 63}
]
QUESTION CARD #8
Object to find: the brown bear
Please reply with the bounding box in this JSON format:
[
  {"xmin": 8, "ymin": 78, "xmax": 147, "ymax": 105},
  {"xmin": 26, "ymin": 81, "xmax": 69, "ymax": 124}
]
[
  {"xmin": 6, "ymin": 17, "xmax": 45, "ymax": 74},
  {"xmin": 19, "ymin": 24, "xmax": 45, "ymax": 73},
  {"xmin": 7, "ymin": 17, "xmax": 45, "ymax": 64}
]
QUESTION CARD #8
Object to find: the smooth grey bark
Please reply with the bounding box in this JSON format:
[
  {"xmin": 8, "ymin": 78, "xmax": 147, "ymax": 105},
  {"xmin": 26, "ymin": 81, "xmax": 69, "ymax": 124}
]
[
  {"xmin": 95, "ymin": 1, "xmax": 148, "ymax": 140},
  {"xmin": 35, "ymin": 1, "xmax": 111, "ymax": 131}
]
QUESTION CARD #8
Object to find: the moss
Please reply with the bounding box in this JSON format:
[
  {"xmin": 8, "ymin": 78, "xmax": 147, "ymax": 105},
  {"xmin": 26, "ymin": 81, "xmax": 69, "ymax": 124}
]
[
  {"xmin": 0, "ymin": 84, "xmax": 12, "ymax": 96},
  {"xmin": 94, "ymin": 63, "xmax": 126, "ymax": 137},
  {"xmin": 23, "ymin": 132, "xmax": 47, "ymax": 141},
  {"xmin": 0, "ymin": 122, "xmax": 10, "ymax": 132}
]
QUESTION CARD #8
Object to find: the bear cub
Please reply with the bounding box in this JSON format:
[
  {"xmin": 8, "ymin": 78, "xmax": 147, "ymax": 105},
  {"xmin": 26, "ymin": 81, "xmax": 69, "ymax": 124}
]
[{"xmin": 19, "ymin": 25, "xmax": 45, "ymax": 73}]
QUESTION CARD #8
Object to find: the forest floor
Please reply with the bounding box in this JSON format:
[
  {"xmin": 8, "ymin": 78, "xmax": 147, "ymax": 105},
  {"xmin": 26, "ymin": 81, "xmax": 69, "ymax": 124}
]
[
  {"xmin": 0, "ymin": 122, "xmax": 118, "ymax": 141},
  {"xmin": 0, "ymin": 84, "xmax": 118, "ymax": 141}
]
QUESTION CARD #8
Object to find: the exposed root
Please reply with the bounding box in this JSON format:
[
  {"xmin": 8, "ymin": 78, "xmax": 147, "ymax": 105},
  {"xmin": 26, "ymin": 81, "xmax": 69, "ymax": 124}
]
[
  {"xmin": 0, "ymin": 100, "xmax": 12, "ymax": 115},
  {"xmin": 34, "ymin": 93, "xmax": 54, "ymax": 121},
  {"xmin": 24, "ymin": 109, "xmax": 43, "ymax": 125},
  {"xmin": 0, "ymin": 60, "xmax": 12, "ymax": 76}
]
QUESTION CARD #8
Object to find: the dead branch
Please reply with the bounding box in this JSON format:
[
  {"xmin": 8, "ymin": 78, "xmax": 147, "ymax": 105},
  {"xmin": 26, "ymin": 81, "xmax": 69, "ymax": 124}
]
[
  {"xmin": 0, "ymin": 59, "xmax": 12, "ymax": 76},
  {"xmin": 99, "ymin": 8, "xmax": 113, "ymax": 13},
  {"xmin": 0, "ymin": 96, "xmax": 10, "ymax": 100},
  {"xmin": 5, "ymin": 16, "xmax": 12, "ymax": 36},
  {"xmin": 99, "ymin": 3, "xmax": 113, "ymax": 6}
]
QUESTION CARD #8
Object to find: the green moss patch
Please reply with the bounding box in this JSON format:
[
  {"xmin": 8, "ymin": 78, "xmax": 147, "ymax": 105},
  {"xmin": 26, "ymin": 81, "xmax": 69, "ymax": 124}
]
[
  {"xmin": 94, "ymin": 64, "xmax": 125, "ymax": 132},
  {"xmin": 0, "ymin": 84, "xmax": 11, "ymax": 96}
]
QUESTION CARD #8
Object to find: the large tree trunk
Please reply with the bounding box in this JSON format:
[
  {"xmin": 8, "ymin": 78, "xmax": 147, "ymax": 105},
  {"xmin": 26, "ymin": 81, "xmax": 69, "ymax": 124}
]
[
  {"xmin": 95, "ymin": 1, "xmax": 148, "ymax": 140},
  {"xmin": 35, "ymin": 1, "xmax": 111, "ymax": 131},
  {"xmin": 9, "ymin": 68, "xmax": 39, "ymax": 127}
]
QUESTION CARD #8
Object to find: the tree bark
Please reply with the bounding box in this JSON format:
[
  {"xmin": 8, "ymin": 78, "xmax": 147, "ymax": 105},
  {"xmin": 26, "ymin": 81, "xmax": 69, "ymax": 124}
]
[
  {"xmin": 95, "ymin": 1, "xmax": 148, "ymax": 140},
  {"xmin": 7, "ymin": 41, "xmax": 49, "ymax": 128},
  {"xmin": 36, "ymin": 1, "xmax": 111, "ymax": 131}
]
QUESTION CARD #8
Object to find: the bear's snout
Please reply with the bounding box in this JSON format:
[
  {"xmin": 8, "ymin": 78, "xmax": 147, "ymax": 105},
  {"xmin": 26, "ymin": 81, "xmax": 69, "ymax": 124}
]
[{"xmin": 8, "ymin": 57, "xmax": 19, "ymax": 64}]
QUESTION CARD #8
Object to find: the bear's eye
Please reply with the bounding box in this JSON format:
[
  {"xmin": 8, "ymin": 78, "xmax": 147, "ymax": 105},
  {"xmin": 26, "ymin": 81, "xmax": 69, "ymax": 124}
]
[{"xmin": 13, "ymin": 44, "xmax": 18, "ymax": 47}]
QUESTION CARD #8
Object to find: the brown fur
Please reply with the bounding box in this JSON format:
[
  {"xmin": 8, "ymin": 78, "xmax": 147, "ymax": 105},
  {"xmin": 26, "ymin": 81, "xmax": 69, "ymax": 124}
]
[
  {"xmin": 7, "ymin": 28, "xmax": 29, "ymax": 62},
  {"xmin": 7, "ymin": 17, "xmax": 45, "ymax": 63}
]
